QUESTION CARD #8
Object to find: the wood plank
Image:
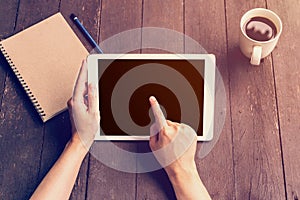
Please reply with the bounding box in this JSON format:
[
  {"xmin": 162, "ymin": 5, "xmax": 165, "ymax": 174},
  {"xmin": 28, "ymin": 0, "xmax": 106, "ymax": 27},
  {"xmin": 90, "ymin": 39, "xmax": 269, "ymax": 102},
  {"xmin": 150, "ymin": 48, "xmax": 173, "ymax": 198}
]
[
  {"xmin": 184, "ymin": 0, "xmax": 234, "ymax": 199},
  {"xmin": 0, "ymin": 0, "xmax": 19, "ymax": 112},
  {"xmin": 86, "ymin": 0, "xmax": 142, "ymax": 199},
  {"xmin": 225, "ymin": 0, "xmax": 286, "ymax": 199},
  {"xmin": 98, "ymin": 0, "xmax": 142, "ymax": 53},
  {"xmin": 0, "ymin": 1, "xmax": 23, "ymax": 199},
  {"xmin": 267, "ymin": 0, "xmax": 300, "ymax": 199},
  {"xmin": 137, "ymin": 0, "xmax": 183, "ymax": 199},
  {"xmin": 13, "ymin": 0, "xmax": 60, "ymax": 33},
  {"xmin": 0, "ymin": 0, "xmax": 18, "ymax": 39},
  {"xmin": 0, "ymin": 75, "xmax": 43, "ymax": 200},
  {"xmin": 141, "ymin": 0, "xmax": 184, "ymax": 54},
  {"xmin": 0, "ymin": 1, "xmax": 60, "ymax": 199},
  {"xmin": 60, "ymin": 0, "xmax": 101, "ymax": 52},
  {"xmin": 88, "ymin": 146, "xmax": 137, "ymax": 200},
  {"xmin": 36, "ymin": 1, "xmax": 103, "ymax": 199}
]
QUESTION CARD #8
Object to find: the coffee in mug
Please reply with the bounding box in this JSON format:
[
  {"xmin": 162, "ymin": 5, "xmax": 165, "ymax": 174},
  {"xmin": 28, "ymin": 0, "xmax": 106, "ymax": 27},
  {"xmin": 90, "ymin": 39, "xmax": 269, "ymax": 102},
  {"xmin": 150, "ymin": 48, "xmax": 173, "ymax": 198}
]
[
  {"xmin": 239, "ymin": 8, "xmax": 282, "ymax": 65},
  {"xmin": 244, "ymin": 17, "xmax": 277, "ymax": 41}
]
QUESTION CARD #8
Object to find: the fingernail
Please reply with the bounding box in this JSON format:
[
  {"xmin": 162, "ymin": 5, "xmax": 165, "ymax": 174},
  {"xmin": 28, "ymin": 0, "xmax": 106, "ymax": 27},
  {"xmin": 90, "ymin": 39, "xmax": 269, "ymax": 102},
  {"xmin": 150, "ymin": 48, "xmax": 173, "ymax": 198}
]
[{"xmin": 149, "ymin": 96, "xmax": 156, "ymax": 103}]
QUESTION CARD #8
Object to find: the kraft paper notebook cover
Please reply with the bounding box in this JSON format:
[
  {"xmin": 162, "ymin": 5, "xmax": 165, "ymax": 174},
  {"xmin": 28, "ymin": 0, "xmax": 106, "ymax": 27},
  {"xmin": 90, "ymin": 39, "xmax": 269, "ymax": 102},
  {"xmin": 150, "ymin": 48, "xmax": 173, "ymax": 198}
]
[{"xmin": 0, "ymin": 13, "xmax": 89, "ymax": 122}]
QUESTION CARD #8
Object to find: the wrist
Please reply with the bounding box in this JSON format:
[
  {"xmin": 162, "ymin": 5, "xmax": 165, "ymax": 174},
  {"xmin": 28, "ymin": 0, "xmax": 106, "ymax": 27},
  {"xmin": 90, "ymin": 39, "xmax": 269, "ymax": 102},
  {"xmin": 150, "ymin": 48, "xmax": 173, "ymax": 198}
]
[
  {"xmin": 167, "ymin": 162, "xmax": 211, "ymax": 200},
  {"xmin": 68, "ymin": 134, "xmax": 91, "ymax": 156},
  {"xmin": 167, "ymin": 162, "xmax": 199, "ymax": 184}
]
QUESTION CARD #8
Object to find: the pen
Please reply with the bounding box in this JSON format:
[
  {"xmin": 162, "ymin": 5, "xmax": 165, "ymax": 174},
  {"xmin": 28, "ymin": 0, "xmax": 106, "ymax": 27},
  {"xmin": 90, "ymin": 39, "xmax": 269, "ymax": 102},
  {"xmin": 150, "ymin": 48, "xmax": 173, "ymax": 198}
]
[{"xmin": 70, "ymin": 13, "xmax": 103, "ymax": 54}]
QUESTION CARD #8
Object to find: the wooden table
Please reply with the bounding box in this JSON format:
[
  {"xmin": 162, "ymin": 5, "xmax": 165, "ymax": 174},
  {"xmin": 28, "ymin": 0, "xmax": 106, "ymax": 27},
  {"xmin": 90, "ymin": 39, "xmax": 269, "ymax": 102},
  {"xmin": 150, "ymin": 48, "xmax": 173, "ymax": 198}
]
[{"xmin": 0, "ymin": 0, "xmax": 299, "ymax": 199}]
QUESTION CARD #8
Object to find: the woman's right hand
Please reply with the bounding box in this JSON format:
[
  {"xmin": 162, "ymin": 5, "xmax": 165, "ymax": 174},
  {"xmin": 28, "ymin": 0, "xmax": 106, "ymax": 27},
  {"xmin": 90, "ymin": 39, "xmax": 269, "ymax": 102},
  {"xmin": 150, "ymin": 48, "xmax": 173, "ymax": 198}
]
[
  {"xmin": 148, "ymin": 96, "xmax": 197, "ymax": 177},
  {"xmin": 149, "ymin": 96, "xmax": 211, "ymax": 200}
]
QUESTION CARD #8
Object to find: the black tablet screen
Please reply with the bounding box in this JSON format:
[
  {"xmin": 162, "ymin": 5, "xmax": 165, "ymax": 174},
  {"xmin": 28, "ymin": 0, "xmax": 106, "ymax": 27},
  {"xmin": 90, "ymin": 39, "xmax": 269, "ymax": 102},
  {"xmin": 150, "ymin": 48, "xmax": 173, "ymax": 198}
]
[{"xmin": 98, "ymin": 59, "xmax": 204, "ymax": 136}]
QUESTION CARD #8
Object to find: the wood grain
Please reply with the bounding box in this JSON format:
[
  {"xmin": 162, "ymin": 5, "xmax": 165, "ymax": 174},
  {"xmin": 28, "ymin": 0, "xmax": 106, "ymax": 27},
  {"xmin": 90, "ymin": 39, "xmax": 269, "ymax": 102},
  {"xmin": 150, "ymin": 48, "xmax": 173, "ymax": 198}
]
[
  {"xmin": 0, "ymin": 1, "xmax": 60, "ymax": 199},
  {"xmin": 0, "ymin": 0, "xmax": 18, "ymax": 39},
  {"xmin": 86, "ymin": 0, "xmax": 142, "ymax": 199},
  {"xmin": 185, "ymin": 0, "xmax": 234, "ymax": 199},
  {"xmin": 98, "ymin": 0, "xmax": 142, "ymax": 53},
  {"xmin": 225, "ymin": 0, "xmax": 286, "ymax": 199},
  {"xmin": 14, "ymin": 0, "xmax": 60, "ymax": 33},
  {"xmin": 141, "ymin": 0, "xmax": 184, "ymax": 54},
  {"xmin": 0, "ymin": 74, "xmax": 43, "ymax": 200},
  {"xmin": 267, "ymin": 0, "xmax": 300, "ymax": 199},
  {"xmin": 0, "ymin": 0, "xmax": 19, "ymax": 112}
]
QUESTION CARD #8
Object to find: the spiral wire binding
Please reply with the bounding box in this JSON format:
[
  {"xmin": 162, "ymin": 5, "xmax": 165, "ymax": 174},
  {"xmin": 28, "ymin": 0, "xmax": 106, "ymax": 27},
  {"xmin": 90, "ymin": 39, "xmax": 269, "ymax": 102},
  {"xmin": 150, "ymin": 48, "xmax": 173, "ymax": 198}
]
[{"xmin": 0, "ymin": 43, "xmax": 47, "ymax": 120}]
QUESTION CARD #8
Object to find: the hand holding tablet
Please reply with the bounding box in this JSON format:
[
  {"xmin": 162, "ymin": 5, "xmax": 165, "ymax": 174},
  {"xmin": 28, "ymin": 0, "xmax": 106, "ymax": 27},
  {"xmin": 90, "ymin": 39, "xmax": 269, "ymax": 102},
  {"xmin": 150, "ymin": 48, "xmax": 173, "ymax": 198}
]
[{"xmin": 67, "ymin": 60, "xmax": 100, "ymax": 150}]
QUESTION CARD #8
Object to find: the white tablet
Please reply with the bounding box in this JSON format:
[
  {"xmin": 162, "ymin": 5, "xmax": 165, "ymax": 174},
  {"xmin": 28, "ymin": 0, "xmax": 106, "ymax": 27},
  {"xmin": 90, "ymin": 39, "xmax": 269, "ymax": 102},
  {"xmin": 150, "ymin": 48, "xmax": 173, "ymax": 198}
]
[{"xmin": 88, "ymin": 54, "xmax": 215, "ymax": 141}]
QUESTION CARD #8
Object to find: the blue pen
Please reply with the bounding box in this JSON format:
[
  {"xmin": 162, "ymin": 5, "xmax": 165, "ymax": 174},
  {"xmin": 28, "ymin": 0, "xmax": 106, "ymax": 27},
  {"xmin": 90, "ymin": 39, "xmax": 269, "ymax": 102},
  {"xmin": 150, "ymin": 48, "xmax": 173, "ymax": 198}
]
[{"xmin": 70, "ymin": 13, "xmax": 103, "ymax": 54}]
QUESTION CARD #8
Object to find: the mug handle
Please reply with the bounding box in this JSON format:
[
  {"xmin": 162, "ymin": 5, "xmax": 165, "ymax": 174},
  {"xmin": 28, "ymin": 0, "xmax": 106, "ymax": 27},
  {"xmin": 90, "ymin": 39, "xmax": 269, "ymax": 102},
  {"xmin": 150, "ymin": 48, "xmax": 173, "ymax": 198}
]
[{"xmin": 250, "ymin": 45, "xmax": 262, "ymax": 65}]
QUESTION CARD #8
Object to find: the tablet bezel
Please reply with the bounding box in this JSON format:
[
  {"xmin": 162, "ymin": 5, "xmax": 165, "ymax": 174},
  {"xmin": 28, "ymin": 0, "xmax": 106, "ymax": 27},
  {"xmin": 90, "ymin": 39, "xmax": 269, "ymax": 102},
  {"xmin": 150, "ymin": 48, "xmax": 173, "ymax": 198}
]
[{"xmin": 88, "ymin": 54, "xmax": 215, "ymax": 141}]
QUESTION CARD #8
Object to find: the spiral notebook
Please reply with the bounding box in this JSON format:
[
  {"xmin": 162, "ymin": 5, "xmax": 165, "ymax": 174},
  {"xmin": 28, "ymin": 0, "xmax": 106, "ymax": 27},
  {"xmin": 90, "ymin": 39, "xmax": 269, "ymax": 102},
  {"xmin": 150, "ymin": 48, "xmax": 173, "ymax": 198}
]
[{"xmin": 0, "ymin": 13, "xmax": 88, "ymax": 122}]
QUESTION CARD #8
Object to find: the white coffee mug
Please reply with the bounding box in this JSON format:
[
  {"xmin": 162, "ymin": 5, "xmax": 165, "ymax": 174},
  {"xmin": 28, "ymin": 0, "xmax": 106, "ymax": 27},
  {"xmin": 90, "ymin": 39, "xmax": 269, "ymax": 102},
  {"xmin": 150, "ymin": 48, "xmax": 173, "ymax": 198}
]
[{"xmin": 239, "ymin": 8, "xmax": 282, "ymax": 65}]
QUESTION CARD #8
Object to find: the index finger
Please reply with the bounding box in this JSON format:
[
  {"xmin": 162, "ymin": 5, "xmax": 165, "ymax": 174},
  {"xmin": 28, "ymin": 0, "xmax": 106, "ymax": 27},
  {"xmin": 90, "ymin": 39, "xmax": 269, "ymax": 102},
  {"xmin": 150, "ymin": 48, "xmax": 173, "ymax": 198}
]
[{"xmin": 149, "ymin": 96, "xmax": 167, "ymax": 129}]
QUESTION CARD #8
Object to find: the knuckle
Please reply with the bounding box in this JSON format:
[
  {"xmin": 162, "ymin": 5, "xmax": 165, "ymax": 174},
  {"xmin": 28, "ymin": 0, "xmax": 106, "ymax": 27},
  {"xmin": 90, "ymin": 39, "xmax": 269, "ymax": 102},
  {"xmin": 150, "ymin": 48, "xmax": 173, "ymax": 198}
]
[
  {"xmin": 160, "ymin": 128, "xmax": 168, "ymax": 136},
  {"xmin": 172, "ymin": 124, "xmax": 179, "ymax": 131},
  {"xmin": 160, "ymin": 131, "xmax": 173, "ymax": 141},
  {"xmin": 149, "ymin": 139, "xmax": 156, "ymax": 150}
]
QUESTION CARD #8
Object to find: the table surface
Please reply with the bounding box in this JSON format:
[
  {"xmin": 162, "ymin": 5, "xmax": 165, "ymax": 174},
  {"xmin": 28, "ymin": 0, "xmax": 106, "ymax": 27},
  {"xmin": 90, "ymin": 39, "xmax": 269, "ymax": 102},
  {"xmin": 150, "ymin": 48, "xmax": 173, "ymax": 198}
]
[{"xmin": 0, "ymin": 0, "xmax": 299, "ymax": 199}]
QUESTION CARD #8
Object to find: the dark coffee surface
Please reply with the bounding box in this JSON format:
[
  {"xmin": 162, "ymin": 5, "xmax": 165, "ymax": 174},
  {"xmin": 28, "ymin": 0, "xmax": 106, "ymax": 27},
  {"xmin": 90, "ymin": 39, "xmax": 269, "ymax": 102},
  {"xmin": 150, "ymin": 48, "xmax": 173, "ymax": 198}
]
[
  {"xmin": 245, "ymin": 16, "xmax": 277, "ymax": 41},
  {"xmin": 98, "ymin": 59, "xmax": 204, "ymax": 136}
]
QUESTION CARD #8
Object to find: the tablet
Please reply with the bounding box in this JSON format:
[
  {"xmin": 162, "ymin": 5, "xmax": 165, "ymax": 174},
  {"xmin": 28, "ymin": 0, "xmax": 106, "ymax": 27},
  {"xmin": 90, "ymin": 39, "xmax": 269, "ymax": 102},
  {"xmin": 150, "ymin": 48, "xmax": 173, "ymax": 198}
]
[{"xmin": 88, "ymin": 54, "xmax": 215, "ymax": 141}]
